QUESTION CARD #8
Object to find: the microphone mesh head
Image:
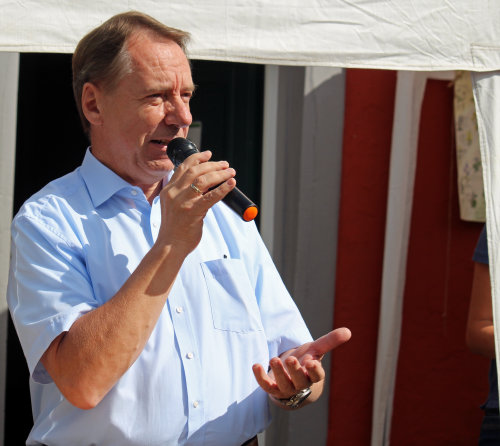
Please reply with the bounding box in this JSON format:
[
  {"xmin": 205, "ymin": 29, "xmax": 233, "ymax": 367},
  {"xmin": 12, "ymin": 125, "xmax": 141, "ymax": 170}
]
[{"xmin": 167, "ymin": 138, "xmax": 199, "ymax": 166}]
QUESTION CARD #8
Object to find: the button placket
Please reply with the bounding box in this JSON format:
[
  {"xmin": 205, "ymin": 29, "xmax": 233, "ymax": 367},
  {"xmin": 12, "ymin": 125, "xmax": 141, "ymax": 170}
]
[
  {"xmin": 150, "ymin": 198, "xmax": 161, "ymax": 241},
  {"xmin": 167, "ymin": 283, "xmax": 204, "ymax": 433}
]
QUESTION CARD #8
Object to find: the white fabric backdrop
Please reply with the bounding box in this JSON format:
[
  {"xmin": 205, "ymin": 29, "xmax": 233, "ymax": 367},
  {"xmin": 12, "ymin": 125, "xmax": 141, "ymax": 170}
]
[
  {"xmin": 371, "ymin": 71, "xmax": 427, "ymax": 446},
  {"xmin": 371, "ymin": 71, "xmax": 455, "ymax": 446},
  {"xmin": 472, "ymin": 71, "xmax": 500, "ymax": 374},
  {"xmin": 0, "ymin": 0, "xmax": 500, "ymax": 70}
]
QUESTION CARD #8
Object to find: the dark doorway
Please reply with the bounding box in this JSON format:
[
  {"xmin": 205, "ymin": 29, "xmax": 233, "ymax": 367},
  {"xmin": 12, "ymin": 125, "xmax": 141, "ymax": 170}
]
[{"xmin": 5, "ymin": 52, "xmax": 263, "ymax": 444}]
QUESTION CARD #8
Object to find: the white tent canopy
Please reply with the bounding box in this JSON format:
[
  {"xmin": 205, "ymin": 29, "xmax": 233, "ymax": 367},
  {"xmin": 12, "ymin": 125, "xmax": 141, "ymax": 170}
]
[
  {"xmin": 0, "ymin": 0, "xmax": 500, "ymax": 70},
  {"xmin": 1, "ymin": 2, "xmax": 500, "ymax": 446}
]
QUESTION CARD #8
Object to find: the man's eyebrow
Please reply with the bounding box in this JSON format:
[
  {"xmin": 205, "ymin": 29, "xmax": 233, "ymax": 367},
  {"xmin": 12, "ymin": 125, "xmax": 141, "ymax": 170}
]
[{"xmin": 143, "ymin": 83, "xmax": 197, "ymax": 94}]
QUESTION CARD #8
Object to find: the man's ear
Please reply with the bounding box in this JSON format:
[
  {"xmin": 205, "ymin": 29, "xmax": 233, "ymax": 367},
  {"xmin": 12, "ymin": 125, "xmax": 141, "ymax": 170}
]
[{"xmin": 81, "ymin": 82, "xmax": 103, "ymax": 126}]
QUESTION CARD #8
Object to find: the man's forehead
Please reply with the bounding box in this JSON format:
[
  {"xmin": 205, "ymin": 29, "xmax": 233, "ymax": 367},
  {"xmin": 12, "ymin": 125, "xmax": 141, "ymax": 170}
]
[
  {"xmin": 126, "ymin": 34, "xmax": 193, "ymax": 81},
  {"xmin": 127, "ymin": 30, "xmax": 186, "ymax": 59}
]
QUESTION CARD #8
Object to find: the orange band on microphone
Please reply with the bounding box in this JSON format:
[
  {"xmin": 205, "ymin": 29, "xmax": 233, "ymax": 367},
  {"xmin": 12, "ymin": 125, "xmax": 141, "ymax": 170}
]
[{"xmin": 243, "ymin": 206, "xmax": 258, "ymax": 222}]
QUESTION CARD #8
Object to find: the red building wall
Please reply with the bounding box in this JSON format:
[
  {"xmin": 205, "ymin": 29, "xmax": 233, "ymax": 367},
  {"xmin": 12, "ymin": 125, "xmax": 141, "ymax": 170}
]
[
  {"xmin": 391, "ymin": 79, "xmax": 487, "ymax": 445},
  {"xmin": 328, "ymin": 69, "xmax": 396, "ymax": 445},
  {"xmin": 328, "ymin": 70, "xmax": 488, "ymax": 445}
]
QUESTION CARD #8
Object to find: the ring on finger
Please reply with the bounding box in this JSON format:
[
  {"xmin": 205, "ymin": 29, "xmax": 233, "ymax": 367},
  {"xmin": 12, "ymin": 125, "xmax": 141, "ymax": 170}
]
[{"xmin": 190, "ymin": 183, "xmax": 203, "ymax": 195}]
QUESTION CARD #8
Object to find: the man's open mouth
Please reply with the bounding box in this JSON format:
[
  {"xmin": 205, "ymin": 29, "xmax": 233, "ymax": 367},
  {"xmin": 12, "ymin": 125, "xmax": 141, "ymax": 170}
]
[{"xmin": 151, "ymin": 139, "xmax": 169, "ymax": 146}]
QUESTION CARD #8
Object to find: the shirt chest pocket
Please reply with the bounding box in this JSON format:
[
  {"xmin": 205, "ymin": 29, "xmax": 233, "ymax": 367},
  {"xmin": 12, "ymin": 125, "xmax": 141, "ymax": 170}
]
[{"xmin": 201, "ymin": 259, "xmax": 263, "ymax": 333}]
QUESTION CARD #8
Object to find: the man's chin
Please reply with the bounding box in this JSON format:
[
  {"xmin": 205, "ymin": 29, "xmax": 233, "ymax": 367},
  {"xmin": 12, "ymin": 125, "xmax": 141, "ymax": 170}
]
[{"xmin": 151, "ymin": 158, "xmax": 175, "ymax": 172}]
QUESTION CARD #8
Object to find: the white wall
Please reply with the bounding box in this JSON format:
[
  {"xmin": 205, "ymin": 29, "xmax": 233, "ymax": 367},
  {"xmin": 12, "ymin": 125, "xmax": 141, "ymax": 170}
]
[
  {"xmin": 0, "ymin": 52, "xmax": 19, "ymax": 446},
  {"xmin": 261, "ymin": 65, "xmax": 345, "ymax": 446}
]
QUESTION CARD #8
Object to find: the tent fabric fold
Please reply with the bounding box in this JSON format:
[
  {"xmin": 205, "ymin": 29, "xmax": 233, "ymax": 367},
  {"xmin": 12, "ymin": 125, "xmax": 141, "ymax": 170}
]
[
  {"xmin": 472, "ymin": 71, "xmax": 500, "ymax": 372},
  {"xmin": 0, "ymin": 0, "xmax": 500, "ymax": 71}
]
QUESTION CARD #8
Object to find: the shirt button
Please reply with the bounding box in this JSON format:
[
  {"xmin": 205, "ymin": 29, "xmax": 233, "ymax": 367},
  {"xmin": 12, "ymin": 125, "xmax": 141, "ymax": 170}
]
[
  {"xmin": 152, "ymin": 222, "xmax": 159, "ymax": 228},
  {"xmin": 186, "ymin": 352, "xmax": 194, "ymax": 359},
  {"xmin": 176, "ymin": 306, "xmax": 183, "ymax": 314},
  {"xmin": 193, "ymin": 401, "xmax": 199, "ymax": 408},
  {"xmin": 130, "ymin": 189, "xmax": 138, "ymax": 196}
]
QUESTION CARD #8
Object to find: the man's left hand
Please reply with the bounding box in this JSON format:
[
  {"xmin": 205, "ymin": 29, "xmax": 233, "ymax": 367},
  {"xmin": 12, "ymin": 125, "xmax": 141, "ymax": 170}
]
[{"xmin": 252, "ymin": 327, "xmax": 351, "ymax": 408}]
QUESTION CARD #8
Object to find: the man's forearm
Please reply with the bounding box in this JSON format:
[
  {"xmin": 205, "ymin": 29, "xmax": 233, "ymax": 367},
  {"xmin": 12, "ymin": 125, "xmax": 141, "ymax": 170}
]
[{"xmin": 41, "ymin": 241, "xmax": 186, "ymax": 409}]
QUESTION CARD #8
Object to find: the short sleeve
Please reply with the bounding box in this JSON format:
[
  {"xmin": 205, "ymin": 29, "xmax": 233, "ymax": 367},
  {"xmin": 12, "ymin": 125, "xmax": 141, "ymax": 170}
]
[
  {"xmin": 473, "ymin": 226, "xmax": 489, "ymax": 265},
  {"xmin": 7, "ymin": 214, "xmax": 97, "ymax": 383}
]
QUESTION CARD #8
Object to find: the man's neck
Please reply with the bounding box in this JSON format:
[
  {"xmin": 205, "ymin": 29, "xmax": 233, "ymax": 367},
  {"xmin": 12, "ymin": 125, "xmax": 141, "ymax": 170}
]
[{"xmin": 141, "ymin": 181, "xmax": 163, "ymax": 205}]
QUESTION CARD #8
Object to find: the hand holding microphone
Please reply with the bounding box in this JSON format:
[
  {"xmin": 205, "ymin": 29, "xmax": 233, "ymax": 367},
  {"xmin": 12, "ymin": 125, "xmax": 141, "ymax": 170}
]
[{"xmin": 167, "ymin": 138, "xmax": 258, "ymax": 222}]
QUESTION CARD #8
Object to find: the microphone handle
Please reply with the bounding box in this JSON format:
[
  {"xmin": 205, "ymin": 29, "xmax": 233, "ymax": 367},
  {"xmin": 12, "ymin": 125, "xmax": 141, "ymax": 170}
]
[
  {"xmin": 167, "ymin": 137, "xmax": 258, "ymax": 221},
  {"xmin": 223, "ymin": 187, "xmax": 258, "ymax": 222}
]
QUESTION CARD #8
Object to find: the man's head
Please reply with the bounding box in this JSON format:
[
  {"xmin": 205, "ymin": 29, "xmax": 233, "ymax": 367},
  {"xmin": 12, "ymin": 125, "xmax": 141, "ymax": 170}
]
[
  {"xmin": 73, "ymin": 11, "xmax": 195, "ymax": 186},
  {"xmin": 72, "ymin": 11, "xmax": 190, "ymax": 135}
]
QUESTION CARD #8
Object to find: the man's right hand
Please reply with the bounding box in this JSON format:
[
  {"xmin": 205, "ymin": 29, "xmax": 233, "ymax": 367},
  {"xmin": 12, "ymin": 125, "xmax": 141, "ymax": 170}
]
[{"xmin": 158, "ymin": 150, "xmax": 236, "ymax": 255}]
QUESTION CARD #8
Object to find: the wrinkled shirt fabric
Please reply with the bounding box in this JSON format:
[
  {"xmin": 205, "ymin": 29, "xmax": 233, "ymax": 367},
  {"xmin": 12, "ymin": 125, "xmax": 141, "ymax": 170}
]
[{"xmin": 7, "ymin": 149, "xmax": 312, "ymax": 446}]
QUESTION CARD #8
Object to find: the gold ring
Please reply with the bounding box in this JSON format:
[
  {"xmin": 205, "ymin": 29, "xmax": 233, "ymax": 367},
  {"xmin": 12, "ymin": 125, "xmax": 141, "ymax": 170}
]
[{"xmin": 190, "ymin": 183, "xmax": 203, "ymax": 195}]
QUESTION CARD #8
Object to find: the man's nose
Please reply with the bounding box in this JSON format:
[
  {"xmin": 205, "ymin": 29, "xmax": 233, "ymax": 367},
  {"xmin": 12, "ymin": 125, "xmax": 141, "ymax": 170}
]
[{"xmin": 164, "ymin": 98, "xmax": 192, "ymax": 129}]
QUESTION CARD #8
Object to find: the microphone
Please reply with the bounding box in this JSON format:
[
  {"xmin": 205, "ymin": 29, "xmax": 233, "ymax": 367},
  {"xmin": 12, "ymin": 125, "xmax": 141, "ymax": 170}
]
[{"xmin": 167, "ymin": 137, "xmax": 259, "ymax": 222}]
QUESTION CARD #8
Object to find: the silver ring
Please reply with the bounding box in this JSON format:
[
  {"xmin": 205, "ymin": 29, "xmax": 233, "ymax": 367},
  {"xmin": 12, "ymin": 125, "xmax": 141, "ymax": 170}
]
[{"xmin": 190, "ymin": 183, "xmax": 203, "ymax": 195}]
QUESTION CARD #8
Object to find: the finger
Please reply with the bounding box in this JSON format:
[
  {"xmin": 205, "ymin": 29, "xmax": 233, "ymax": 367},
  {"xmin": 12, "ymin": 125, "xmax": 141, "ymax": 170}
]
[
  {"xmin": 308, "ymin": 327, "xmax": 352, "ymax": 358},
  {"xmin": 303, "ymin": 359, "xmax": 325, "ymax": 383},
  {"xmin": 285, "ymin": 356, "xmax": 311, "ymax": 390},
  {"xmin": 297, "ymin": 353, "xmax": 314, "ymax": 367},
  {"xmin": 269, "ymin": 357, "xmax": 295, "ymax": 397},
  {"xmin": 169, "ymin": 159, "xmax": 235, "ymax": 206},
  {"xmin": 175, "ymin": 150, "xmax": 213, "ymax": 168},
  {"xmin": 191, "ymin": 167, "xmax": 236, "ymax": 194},
  {"xmin": 175, "ymin": 159, "xmax": 231, "ymax": 187},
  {"xmin": 252, "ymin": 364, "xmax": 279, "ymax": 394},
  {"xmin": 191, "ymin": 178, "xmax": 236, "ymax": 213},
  {"xmin": 169, "ymin": 150, "xmax": 213, "ymax": 181},
  {"xmin": 170, "ymin": 150, "xmax": 233, "ymax": 189}
]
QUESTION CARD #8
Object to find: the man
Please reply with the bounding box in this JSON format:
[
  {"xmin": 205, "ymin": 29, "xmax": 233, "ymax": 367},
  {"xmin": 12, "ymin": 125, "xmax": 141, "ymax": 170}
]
[
  {"xmin": 466, "ymin": 226, "xmax": 500, "ymax": 444},
  {"xmin": 7, "ymin": 11, "xmax": 351, "ymax": 446}
]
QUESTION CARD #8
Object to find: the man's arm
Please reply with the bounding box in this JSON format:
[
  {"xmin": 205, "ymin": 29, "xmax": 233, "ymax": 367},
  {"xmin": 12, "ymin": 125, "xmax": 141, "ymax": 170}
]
[
  {"xmin": 466, "ymin": 261, "xmax": 495, "ymax": 358},
  {"xmin": 252, "ymin": 327, "xmax": 351, "ymax": 410},
  {"xmin": 41, "ymin": 152, "xmax": 236, "ymax": 409}
]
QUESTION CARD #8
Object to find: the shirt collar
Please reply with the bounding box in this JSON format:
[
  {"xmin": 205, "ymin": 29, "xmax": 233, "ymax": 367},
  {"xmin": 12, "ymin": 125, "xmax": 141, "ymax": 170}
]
[
  {"xmin": 80, "ymin": 148, "xmax": 134, "ymax": 208},
  {"xmin": 80, "ymin": 148, "xmax": 173, "ymax": 207}
]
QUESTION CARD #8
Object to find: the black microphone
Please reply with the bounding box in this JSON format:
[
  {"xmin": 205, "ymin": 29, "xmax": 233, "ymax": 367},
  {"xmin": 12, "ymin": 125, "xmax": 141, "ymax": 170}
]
[{"xmin": 167, "ymin": 137, "xmax": 258, "ymax": 222}]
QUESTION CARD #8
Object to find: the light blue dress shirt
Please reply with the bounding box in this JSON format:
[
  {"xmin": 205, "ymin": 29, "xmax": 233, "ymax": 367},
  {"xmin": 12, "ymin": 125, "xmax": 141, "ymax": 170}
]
[{"xmin": 7, "ymin": 149, "xmax": 312, "ymax": 446}]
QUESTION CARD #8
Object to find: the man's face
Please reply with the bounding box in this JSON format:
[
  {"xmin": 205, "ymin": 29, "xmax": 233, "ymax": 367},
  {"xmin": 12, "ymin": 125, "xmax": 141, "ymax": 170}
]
[{"xmin": 91, "ymin": 32, "xmax": 194, "ymax": 186}]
